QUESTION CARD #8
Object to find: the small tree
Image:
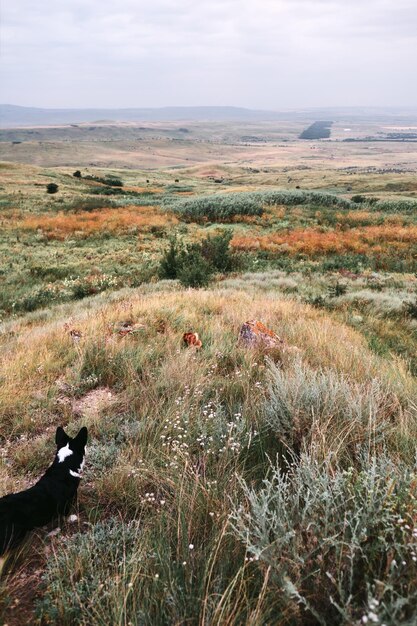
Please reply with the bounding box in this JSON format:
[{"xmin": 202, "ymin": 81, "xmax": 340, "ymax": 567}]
[
  {"xmin": 177, "ymin": 245, "xmax": 213, "ymax": 288},
  {"xmin": 159, "ymin": 237, "xmax": 183, "ymax": 279},
  {"xmin": 201, "ymin": 230, "xmax": 234, "ymax": 272},
  {"xmin": 46, "ymin": 183, "xmax": 59, "ymax": 194},
  {"xmin": 159, "ymin": 231, "xmax": 234, "ymax": 287}
]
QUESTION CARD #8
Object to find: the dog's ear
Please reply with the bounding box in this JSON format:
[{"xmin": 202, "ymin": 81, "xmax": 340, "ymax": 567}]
[
  {"xmin": 56, "ymin": 426, "xmax": 70, "ymax": 448},
  {"xmin": 73, "ymin": 426, "xmax": 88, "ymax": 451}
]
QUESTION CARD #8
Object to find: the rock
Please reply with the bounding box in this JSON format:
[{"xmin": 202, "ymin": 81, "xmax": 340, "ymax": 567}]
[
  {"xmin": 183, "ymin": 332, "xmax": 203, "ymax": 349},
  {"xmin": 238, "ymin": 320, "xmax": 284, "ymax": 349},
  {"xmin": 67, "ymin": 514, "xmax": 78, "ymax": 523}
]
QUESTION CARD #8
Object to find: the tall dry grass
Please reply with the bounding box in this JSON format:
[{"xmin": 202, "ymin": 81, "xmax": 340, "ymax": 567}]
[{"xmin": 0, "ymin": 288, "xmax": 416, "ymax": 625}]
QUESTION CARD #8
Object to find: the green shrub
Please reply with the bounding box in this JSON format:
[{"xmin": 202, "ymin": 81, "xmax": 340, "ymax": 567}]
[
  {"xmin": 35, "ymin": 519, "xmax": 142, "ymax": 625},
  {"xmin": 374, "ymin": 199, "xmax": 417, "ymax": 214},
  {"xmin": 328, "ymin": 281, "xmax": 348, "ymax": 297},
  {"xmin": 351, "ymin": 195, "xmax": 379, "ymax": 205},
  {"xmin": 28, "ymin": 265, "xmax": 71, "ymax": 281},
  {"xmin": 403, "ymin": 298, "xmax": 417, "ymax": 319},
  {"xmin": 15, "ymin": 287, "xmax": 55, "ymax": 312},
  {"xmin": 158, "ymin": 237, "xmax": 183, "ymax": 280},
  {"xmin": 84, "ymin": 175, "xmax": 123, "ymax": 187},
  {"xmin": 87, "ymin": 186, "xmax": 125, "ymax": 196},
  {"xmin": 61, "ymin": 197, "xmax": 116, "ymax": 211},
  {"xmin": 159, "ymin": 232, "xmax": 234, "ymax": 286},
  {"xmin": 46, "ymin": 183, "xmax": 59, "ymax": 194},
  {"xmin": 201, "ymin": 230, "xmax": 234, "ymax": 272},
  {"xmin": 177, "ymin": 245, "xmax": 213, "ymax": 288}
]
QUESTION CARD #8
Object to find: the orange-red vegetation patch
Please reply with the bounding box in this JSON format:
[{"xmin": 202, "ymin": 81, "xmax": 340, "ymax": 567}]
[
  {"xmin": 13, "ymin": 207, "xmax": 176, "ymax": 239},
  {"xmin": 232, "ymin": 225, "xmax": 417, "ymax": 256}
]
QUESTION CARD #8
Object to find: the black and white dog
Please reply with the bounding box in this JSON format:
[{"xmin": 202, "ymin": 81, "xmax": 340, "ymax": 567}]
[{"xmin": 0, "ymin": 426, "xmax": 87, "ymax": 556}]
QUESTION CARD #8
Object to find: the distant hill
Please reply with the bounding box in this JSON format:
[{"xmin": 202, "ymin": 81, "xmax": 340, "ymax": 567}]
[
  {"xmin": 0, "ymin": 105, "xmax": 287, "ymax": 126},
  {"xmin": 1, "ymin": 104, "xmax": 416, "ymax": 128}
]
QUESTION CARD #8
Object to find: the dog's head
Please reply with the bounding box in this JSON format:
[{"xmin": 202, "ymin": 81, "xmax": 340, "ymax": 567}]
[{"xmin": 55, "ymin": 426, "xmax": 88, "ymax": 478}]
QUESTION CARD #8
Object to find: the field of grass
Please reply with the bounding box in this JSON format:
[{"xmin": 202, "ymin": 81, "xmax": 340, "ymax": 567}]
[{"xmin": 0, "ymin": 121, "xmax": 417, "ymax": 624}]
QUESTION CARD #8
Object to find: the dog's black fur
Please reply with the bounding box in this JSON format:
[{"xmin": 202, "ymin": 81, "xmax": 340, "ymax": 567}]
[{"xmin": 0, "ymin": 426, "xmax": 87, "ymax": 556}]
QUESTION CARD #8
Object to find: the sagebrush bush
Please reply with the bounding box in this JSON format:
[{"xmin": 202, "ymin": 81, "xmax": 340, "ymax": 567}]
[
  {"xmin": 231, "ymin": 455, "xmax": 417, "ymax": 626},
  {"xmin": 35, "ymin": 519, "xmax": 142, "ymax": 625},
  {"xmin": 263, "ymin": 359, "xmax": 402, "ymax": 461},
  {"xmin": 166, "ymin": 189, "xmax": 354, "ymax": 222}
]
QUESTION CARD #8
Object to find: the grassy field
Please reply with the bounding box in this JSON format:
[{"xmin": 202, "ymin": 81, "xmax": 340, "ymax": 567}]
[{"xmin": 0, "ymin": 120, "xmax": 417, "ymax": 624}]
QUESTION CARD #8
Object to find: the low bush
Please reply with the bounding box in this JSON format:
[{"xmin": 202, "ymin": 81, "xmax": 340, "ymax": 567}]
[
  {"xmin": 201, "ymin": 230, "xmax": 234, "ymax": 272},
  {"xmin": 62, "ymin": 197, "xmax": 117, "ymax": 212},
  {"xmin": 87, "ymin": 186, "xmax": 125, "ymax": 196},
  {"xmin": 84, "ymin": 175, "xmax": 123, "ymax": 187},
  {"xmin": 35, "ymin": 519, "xmax": 142, "ymax": 625},
  {"xmin": 159, "ymin": 231, "xmax": 235, "ymax": 287},
  {"xmin": 403, "ymin": 298, "xmax": 417, "ymax": 319},
  {"xmin": 177, "ymin": 244, "xmax": 213, "ymax": 288},
  {"xmin": 231, "ymin": 455, "xmax": 417, "ymax": 626},
  {"xmin": 158, "ymin": 237, "xmax": 183, "ymax": 280},
  {"xmin": 263, "ymin": 359, "xmax": 398, "ymax": 460},
  {"xmin": 374, "ymin": 199, "xmax": 417, "ymax": 214},
  {"xmin": 328, "ymin": 281, "xmax": 348, "ymax": 297},
  {"xmin": 166, "ymin": 190, "xmax": 354, "ymax": 223}
]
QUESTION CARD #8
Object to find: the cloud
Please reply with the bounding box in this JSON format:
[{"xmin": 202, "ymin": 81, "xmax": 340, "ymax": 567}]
[{"xmin": 1, "ymin": 0, "xmax": 416, "ymax": 108}]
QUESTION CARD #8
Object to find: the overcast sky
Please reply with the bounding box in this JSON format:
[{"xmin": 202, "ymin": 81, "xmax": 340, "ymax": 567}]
[{"xmin": 1, "ymin": 0, "xmax": 416, "ymax": 109}]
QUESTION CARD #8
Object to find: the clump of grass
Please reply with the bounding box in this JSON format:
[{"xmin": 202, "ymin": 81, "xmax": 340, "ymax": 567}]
[{"xmin": 35, "ymin": 519, "xmax": 142, "ymax": 625}]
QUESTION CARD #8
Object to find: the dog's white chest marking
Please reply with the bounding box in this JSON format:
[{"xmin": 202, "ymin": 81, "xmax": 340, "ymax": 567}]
[
  {"xmin": 69, "ymin": 458, "xmax": 85, "ymax": 479},
  {"xmin": 57, "ymin": 444, "xmax": 73, "ymax": 463}
]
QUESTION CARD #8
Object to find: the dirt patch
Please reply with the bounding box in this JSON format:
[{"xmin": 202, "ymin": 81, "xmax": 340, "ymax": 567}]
[
  {"xmin": 1, "ymin": 554, "xmax": 44, "ymax": 626},
  {"xmin": 72, "ymin": 387, "xmax": 116, "ymax": 418}
]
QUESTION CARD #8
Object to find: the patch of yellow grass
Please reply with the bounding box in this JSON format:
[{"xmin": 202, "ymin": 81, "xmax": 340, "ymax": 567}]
[{"xmin": 1, "ymin": 288, "xmax": 414, "ymax": 442}]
